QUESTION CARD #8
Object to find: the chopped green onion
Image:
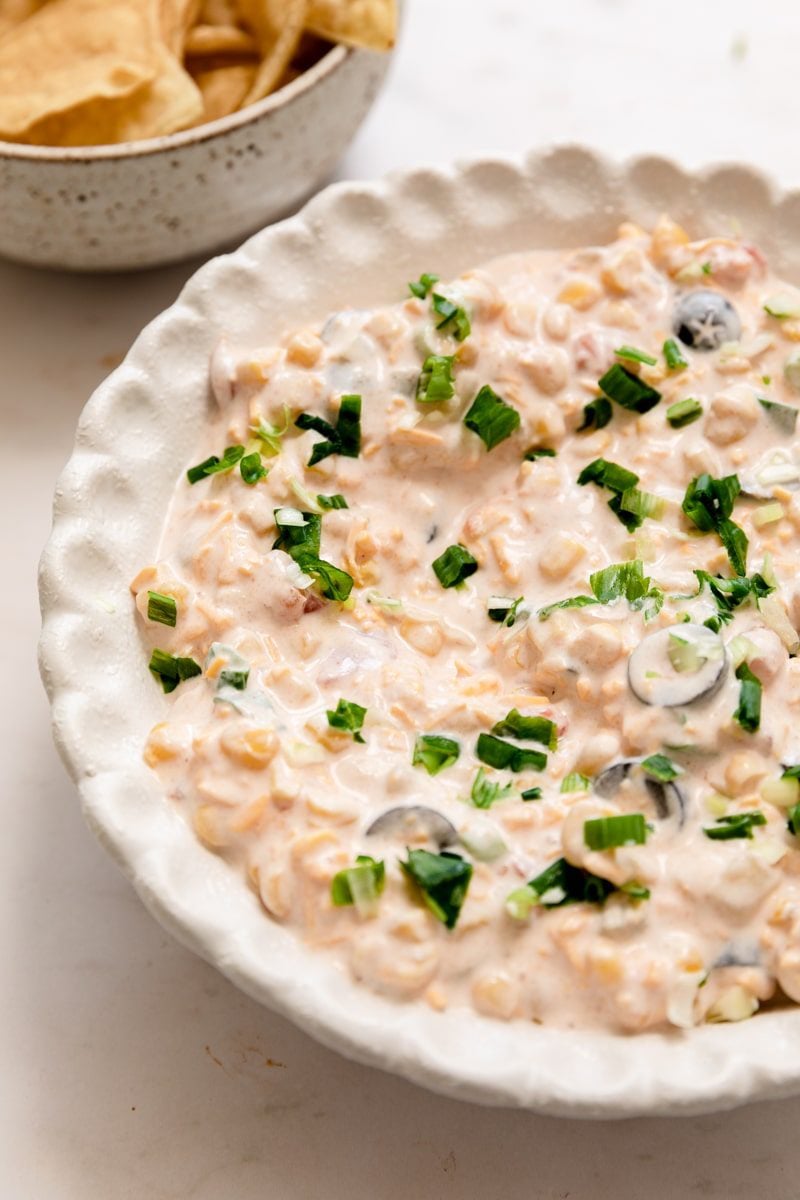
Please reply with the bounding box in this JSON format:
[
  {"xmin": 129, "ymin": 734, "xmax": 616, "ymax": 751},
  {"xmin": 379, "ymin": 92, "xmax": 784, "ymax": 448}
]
[
  {"xmin": 682, "ymin": 473, "xmax": 748, "ymax": 575},
  {"xmin": 663, "ymin": 338, "xmax": 689, "ymax": 370},
  {"xmin": 487, "ymin": 595, "xmax": 525, "ymax": 625},
  {"xmin": 187, "ymin": 444, "xmax": 245, "ymax": 484},
  {"xmin": 295, "ymin": 394, "xmax": 361, "ymax": 466},
  {"xmin": 701, "ymin": 261, "xmax": 712, "ymax": 276},
  {"xmin": 475, "ymin": 733, "xmax": 547, "ymax": 773},
  {"xmin": 326, "ymin": 698, "xmax": 367, "ymax": 742},
  {"xmin": 400, "ymin": 848, "xmax": 473, "ymax": 929},
  {"xmin": 703, "ymin": 811, "xmax": 766, "ymax": 840},
  {"xmin": 431, "ymin": 293, "xmax": 471, "ymax": 341},
  {"xmin": 417, "ymin": 354, "xmax": 456, "ymax": 403},
  {"xmin": 273, "ymin": 509, "xmax": 321, "ymax": 560},
  {"xmin": 615, "ymin": 345, "xmax": 657, "ymax": 366},
  {"xmin": 524, "ymin": 446, "xmax": 557, "ymax": 460},
  {"xmin": 733, "ymin": 662, "xmax": 762, "ymax": 733},
  {"xmin": 758, "ymin": 397, "xmax": 798, "ymax": 434},
  {"xmin": 577, "ymin": 396, "xmax": 613, "ymax": 432},
  {"xmin": 317, "ymin": 493, "xmax": 349, "ymax": 510},
  {"xmin": 432, "ymin": 543, "xmax": 478, "ymax": 589},
  {"xmin": 752, "ymin": 502, "xmax": 785, "ymax": 528},
  {"xmin": 250, "ymin": 406, "xmax": 291, "ymax": 456},
  {"xmin": 240, "ymin": 451, "xmax": 267, "ymax": 485},
  {"xmin": 148, "ymin": 648, "xmax": 201, "ymax": 693},
  {"xmin": 469, "ymin": 767, "xmax": 513, "ymax": 809},
  {"xmin": 763, "ymin": 292, "xmax": 800, "ymax": 319},
  {"xmin": 528, "ymin": 858, "xmax": 614, "ymax": 907},
  {"xmin": 578, "ymin": 457, "xmax": 661, "ymax": 531},
  {"xmin": 412, "ymin": 734, "xmax": 460, "ymax": 775},
  {"xmin": 578, "ymin": 457, "xmax": 639, "ymax": 493},
  {"xmin": 408, "ymin": 272, "xmax": 439, "ymax": 299},
  {"xmin": 641, "ymin": 754, "xmax": 681, "ymax": 782},
  {"xmin": 520, "ymin": 786, "xmax": 542, "ymax": 801},
  {"xmin": 666, "ymin": 398, "xmax": 703, "ymax": 428},
  {"xmin": 584, "ymin": 813, "xmax": 647, "ymax": 851},
  {"xmin": 787, "ymin": 803, "xmax": 800, "ymax": 837},
  {"xmin": 464, "ymin": 385, "xmax": 521, "ymax": 451},
  {"xmin": 598, "ymin": 363, "xmax": 661, "ymax": 414},
  {"xmin": 295, "ymin": 554, "xmax": 354, "ymax": 601},
  {"xmin": 537, "ymin": 594, "xmax": 598, "ymax": 621},
  {"xmin": 147, "ymin": 590, "xmax": 177, "ymax": 627},
  {"xmin": 560, "ymin": 771, "xmax": 591, "ymax": 793},
  {"xmin": 617, "ymin": 487, "xmax": 665, "ymax": 523},
  {"xmin": 686, "ymin": 569, "xmax": 774, "ymax": 623},
  {"xmin": 491, "ymin": 708, "xmax": 557, "ymax": 750},
  {"xmin": 331, "ymin": 856, "xmax": 385, "ymax": 916},
  {"xmin": 620, "ymin": 881, "xmax": 651, "ymax": 900}
]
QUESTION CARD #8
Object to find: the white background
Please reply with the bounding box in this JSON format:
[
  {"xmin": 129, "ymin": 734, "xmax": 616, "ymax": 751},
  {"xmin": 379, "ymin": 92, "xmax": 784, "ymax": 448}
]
[{"xmin": 5, "ymin": 0, "xmax": 800, "ymax": 1195}]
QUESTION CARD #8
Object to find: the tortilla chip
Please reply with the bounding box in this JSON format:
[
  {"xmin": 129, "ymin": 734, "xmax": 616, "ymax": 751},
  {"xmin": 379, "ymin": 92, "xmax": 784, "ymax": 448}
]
[
  {"xmin": 0, "ymin": 0, "xmax": 158, "ymax": 138},
  {"xmin": 0, "ymin": 0, "xmax": 47, "ymax": 39},
  {"xmin": 159, "ymin": 0, "xmax": 201, "ymax": 56},
  {"xmin": 305, "ymin": 0, "xmax": 396, "ymax": 51},
  {"xmin": 236, "ymin": 0, "xmax": 306, "ymax": 104},
  {"xmin": 184, "ymin": 23, "xmax": 258, "ymax": 57},
  {"xmin": 23, "ymin": 40, "xmax": 204, "ymax": 145},
  {"xmin": 190, "ymin": 62, "xmax": 256, "ymax": 122}
]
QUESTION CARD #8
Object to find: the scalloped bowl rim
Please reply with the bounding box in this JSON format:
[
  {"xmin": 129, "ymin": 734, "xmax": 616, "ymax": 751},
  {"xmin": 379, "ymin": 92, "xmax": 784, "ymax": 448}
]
[
  {"xmin": 0, "ymin": 40, "xmax": 349, "ymax": 162},
  {"xmin": 38, "ymin": 147, "xmax": 800, "ymax": 1118}
]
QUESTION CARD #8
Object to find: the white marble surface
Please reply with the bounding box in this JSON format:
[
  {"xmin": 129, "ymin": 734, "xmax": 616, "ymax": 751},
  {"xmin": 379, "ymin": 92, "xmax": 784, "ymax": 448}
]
[{"xmin": 6, "ymin": 0, "xmax": 800, "ymax": 1194}]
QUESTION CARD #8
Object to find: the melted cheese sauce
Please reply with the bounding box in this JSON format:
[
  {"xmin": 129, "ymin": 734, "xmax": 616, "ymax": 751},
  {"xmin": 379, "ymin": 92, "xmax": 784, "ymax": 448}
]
[{"xmin": 133, "ymin": 218, "xmax": 800, "ymax": 1031}]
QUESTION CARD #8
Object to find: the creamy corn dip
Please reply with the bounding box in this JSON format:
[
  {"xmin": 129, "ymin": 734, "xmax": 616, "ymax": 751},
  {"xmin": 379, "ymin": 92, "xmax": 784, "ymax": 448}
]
[{"xmin": 133, "ymin": 219, "xmax": 800, "ymax": 1032}]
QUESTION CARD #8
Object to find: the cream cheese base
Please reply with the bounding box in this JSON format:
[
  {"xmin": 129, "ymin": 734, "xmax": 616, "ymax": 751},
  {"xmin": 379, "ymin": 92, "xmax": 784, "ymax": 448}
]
[{"xmin": 133, "ymin": 220, "xmax": 800, "ymax": 1033}]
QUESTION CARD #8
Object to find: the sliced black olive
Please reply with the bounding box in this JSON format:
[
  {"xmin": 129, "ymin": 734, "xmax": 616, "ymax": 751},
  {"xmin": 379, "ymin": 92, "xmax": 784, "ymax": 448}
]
[
  {"xmin": 673, "ymin": 289, "xmax": 741, "ymax": 351},
  {"xmin": 628, "ymin": 624, "xmax": 727, "ymax": 708},
  {"xmin": 593, "ymin": 758, "xmax": 686, "ymax": 824},
  {"xmin": 365, "ymin": 805, "xmax": 458, "ymax": 848}
]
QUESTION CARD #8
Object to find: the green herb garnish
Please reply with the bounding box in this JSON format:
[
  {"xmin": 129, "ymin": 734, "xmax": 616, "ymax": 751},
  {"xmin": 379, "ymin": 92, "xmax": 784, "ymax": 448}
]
[
  {"xmin": 147, "ymin": 590, "xmax": 177, "ymax": 627},
  {"xmin": 317, "ymin": 493, "xmax": 349, "ymax": 510},
  {"xmin": 432, "ymin": 293, "xmax": 471, "ymax": 341},
  {"xmin": 296, "ymin": 555, "xmax": 354, "ymax": 601},
  {"xmin": 787, "ymin": 803, "xmax": 800, "ymax": 837},
  {"xmin": 464, "ymin": 385, "xmax": 521, "ymax": 450},
  {"xmin": 476, "ymin": 733, "xmax": 547, "ymax": 773},
  {"xmin": 577, "ymin": 396, "xmax": 613, "ymax": 432},
  {"xmin": 469, "ymin": 767, "xmax": 513, "ymax": 809},
  {"xmin": 487, "ymin": 595, "xmax": 525, "ymax": 626},
  {"xmin": 401, "ymin": 849, "xmax": 473, "ymax": 929},
  {"xmin": 331, "ymin": 856, "xmax": 385, "ymax": 913},
  {"xmin": 539, "ymin": 559, "xmax": 663, "ymax": 622},
  {"xmin": 523, "ymin": 446, "xmax": 557, "ymax": 461},
  {"xmin": 417, "ymin": 354, "xmax": 456, "ymax": 403},
  {"xmin": 148, "ymin": 648, "xmax": 201, "ymax": 694},
  {"xmin": 641, "ymin": 754, "xmax": 680, "ymax": 782},
  {"xmin": 412, "ymin": 734, "xmax": 460, "ymax": 775},
  {"xmin": 598, "ymin": 363, "xmax": 661, "ymax": 414},
  {"xmin": 584, "ymin": 813, "xmax": 647, "ymax": 851},
  {"xmin": 703, "ymin": 811, "xmax": 766, "ymax": 840},
  {"xmin": 272, "ymin": 509, "xmax": 321, "ymax": 560},
  {"xmin": 733, "ymin": 662, "xmax": 762, "ymax": 733},
  {"xmin": 295, "ymin": 394, "xmax": 361, "ymax": 466},
  {"xmin": 578, "ymin": 457, "xmax": 659, "ymax": 531},
  {"xmin": 666, "ymin": 397, "xmax": 703, "ymax": 428},
  {"xmin": 326, "ymin": 698, "xmax": 367, "ymax": 743},
  {"xmin": 685, "ymin": 569, "xmax": 774, "ymax": 623},
  {"xmin": 560, "ymin": 772, "xmax": 591, "ymax": 793},
  {"xmin": 663, "ymin": 338, "xmax": 689, "ymax": 370},
  {"xmin": 240, "ymin": 451, "xmax": 267, "ymax": 485},
  {"xmin": 615, "ymin": 345, "xmax": 657, "ymax": 366},
  {"xmin": 682, "ymin": 473, "xmax": 748, "ymax": 575},
  {"xmin": 187, "ymin": 444, "xmax": 245, "ymax": 484},
  {"xmin": 432, "ymin": 543, "xmax": 478, "ymax": 589},
  {"xmin": 520, "ymin": 786, "xmax": 542, "ymax": 801},
  {"xmin": 491, "ymin": 708, "xmax": 557, "ymax": 750},
  {"xmin": 408, "ymin": 272, "xmax": 439, "ymax": 299}
]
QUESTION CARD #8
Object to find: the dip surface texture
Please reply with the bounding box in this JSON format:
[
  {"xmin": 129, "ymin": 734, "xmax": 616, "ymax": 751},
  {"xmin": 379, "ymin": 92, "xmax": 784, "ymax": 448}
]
[{"xmin": 133, "ymin": 220, "xmax": 800, "ymax": 1032}]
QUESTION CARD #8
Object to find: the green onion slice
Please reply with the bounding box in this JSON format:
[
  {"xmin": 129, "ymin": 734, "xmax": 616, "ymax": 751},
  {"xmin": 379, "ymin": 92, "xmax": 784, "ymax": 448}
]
[
  {"xmin": 148, "ymin": 648, "xmax": 201, "ymax": 693},
  {"xmin": 331, "ymin": 856, "xmax": 385, "ymax": 915},
  {"xmin": 663, "ymin": 338, "xmax": 689, "ymax": 370},
  {"xmin": 598, "ymin": 363, "xmax": 662, "ymax": 413},
  {"xmin": 417, "ymin": 354, "xmax": 456, "ymax": 403},
  {"xmin": 487, "ymin": 595, "xmax": 525, "ymax": 626},
  {"xmin": 520, "ymin": 786, "xmax": 542, "ymax": 801},
  {"xmin": 240, "ymin": 451, "xmax": 267, "ymax": 485},
  {"xmin": 615, "ymin": 345, "xmax": 657, "ymax": 366},
  {"xmin": 491, "ymin": 708, "xmax": 557, "ymax": 750},
  {"xmin": 703, "ymin": 811, "xmax": 766, "ymax": 840},
  {"xmin": 412, "ymin": 734, "xmax": 460, "ymax": 775},
  {"xmin": 295, "ymin": 394, "xmax": 361, "ymax": 466},
  {"xmin": 464, "ymin": 385, "xmax": 521, "ymax": 451},
  {"xmin": 577, "ymin": 396, "xmax": 613, "ymax": 432},
  {"xmin": 326, "ymin": 698, "xmax": 367, "ymax": 742},
  {"xmin": 476, "ymin": 733, "xmax": 547, "ymax": 773},
  {"xmin": 296, "ymin": 554, "xmax": 354, "ymax": 601},
  {"xmin": 431, "ymin": 293, "xmax": 471, "ymax": 341},
  {"xmin": 408, "ymin": 272, "xmax": 439, "ymax": 299},
  {"xmin": 470, "ymin": 767, "xmax": 513, "ymax": 809},
  {"xmin": 584, "ymin": 813, "xmax": 647, "ymax": 850},
  {"xmin": 400, "ymin": 849, "xmax": 473, "ymax": 929},
  {"xmin": 187, "ymin": 444, "xmax": 245, "ymax": 484},
  {"xmin": 317, "ymin": 493, "xmax": 349, "ymax": 510},
  {"xmin": 432, "ymin": 543, "xmax": 478, "ymax": 589},
  {"xmin": 523, "ymin": 446, "xmax": 557, "ymax": 461},
  {"xmin": 641, "ymin": 753, "xmax": 681, "ymax": 782},
  {"xmin": 147, "ymin": 590, "xmax": 177, "ymax": 627},
  {"xmin": 733, "ymin": 662, "xmax": 762, "ymax": 733},
  {"xmin": 560, "ymin": 772, "xmax": 591, "ymax": 793},
  {"xmin": 666, "ymin": 398, "xmax": 703, "ymax": 428},
  {"xmin": 273, "ymin": 509, "xmax": 321, "ymax": 560}
]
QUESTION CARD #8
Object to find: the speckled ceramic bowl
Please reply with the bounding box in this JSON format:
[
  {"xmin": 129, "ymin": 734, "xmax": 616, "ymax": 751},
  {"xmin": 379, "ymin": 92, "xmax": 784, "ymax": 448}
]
[{"xmin": 0, "ymin": 41, "xmax": 392, "ymax": 272}]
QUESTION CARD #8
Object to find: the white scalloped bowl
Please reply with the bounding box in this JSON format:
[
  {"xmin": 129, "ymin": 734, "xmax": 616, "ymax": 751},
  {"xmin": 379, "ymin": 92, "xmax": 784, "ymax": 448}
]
[{"xmin": 38, "ymin": 148, "xmax": 800, "ymax": 1116}]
